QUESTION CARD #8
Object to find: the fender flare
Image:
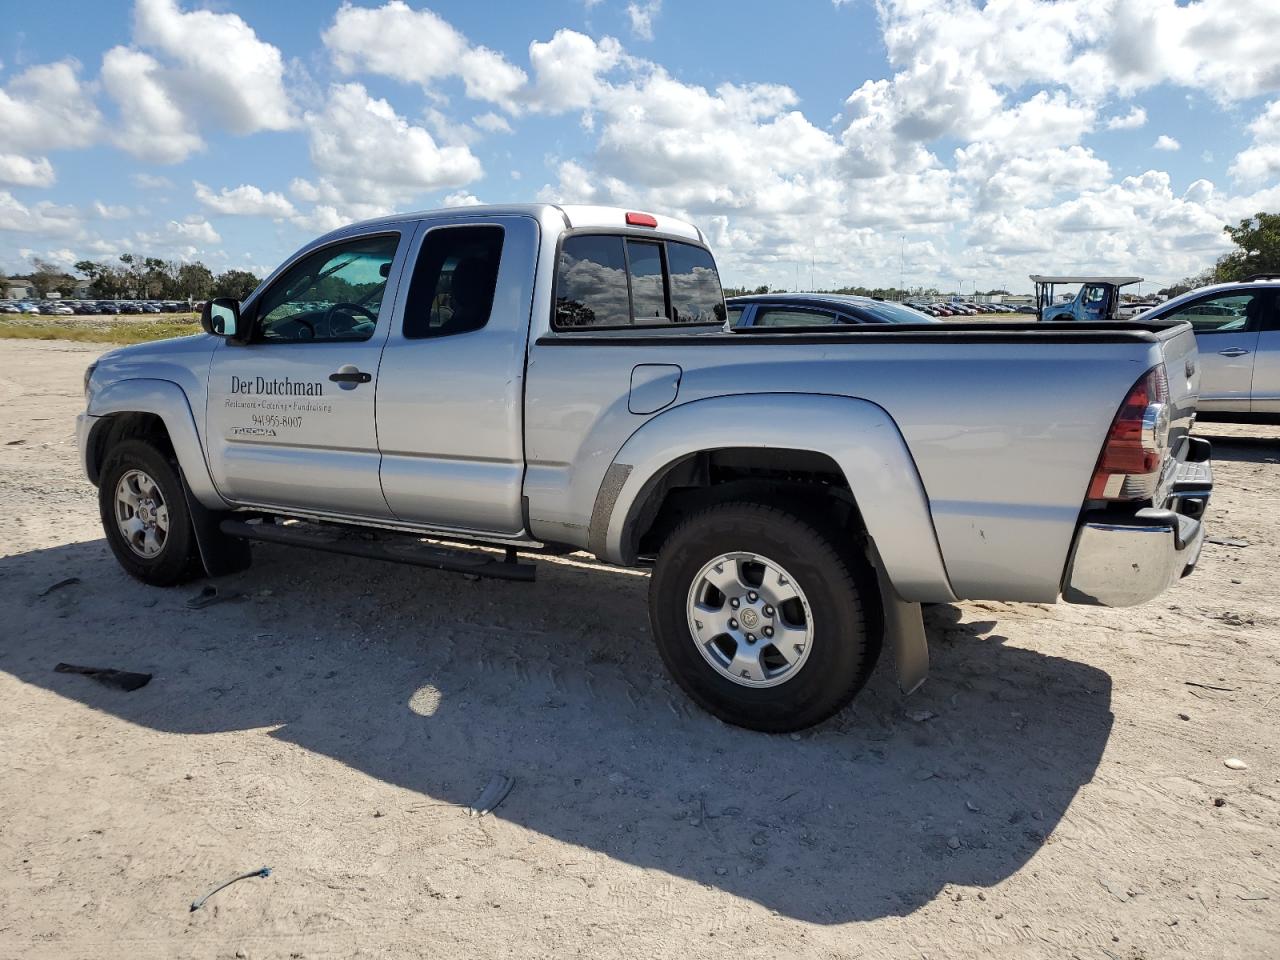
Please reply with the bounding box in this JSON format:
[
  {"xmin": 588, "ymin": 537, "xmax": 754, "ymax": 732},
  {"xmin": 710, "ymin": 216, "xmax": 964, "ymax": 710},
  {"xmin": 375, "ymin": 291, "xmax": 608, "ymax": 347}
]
[
  {"xmin": 592, "ymin": 393, "xmax": 956, "ymax": 603},
  {"xmin": 88, "ymin": 378, "xmax": 227, "ymax": 509}
]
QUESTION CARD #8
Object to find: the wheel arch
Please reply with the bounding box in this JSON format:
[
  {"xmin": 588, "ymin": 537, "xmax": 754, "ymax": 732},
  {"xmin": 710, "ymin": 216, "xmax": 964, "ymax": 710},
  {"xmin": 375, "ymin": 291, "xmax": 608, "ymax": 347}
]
[
  {"xmin": 590, "ymin": 393, "xmax": 956, "ymax": 603},
  {"xmin": 87, "ymin": 379, "xmax": 226, "ymax": 508}
]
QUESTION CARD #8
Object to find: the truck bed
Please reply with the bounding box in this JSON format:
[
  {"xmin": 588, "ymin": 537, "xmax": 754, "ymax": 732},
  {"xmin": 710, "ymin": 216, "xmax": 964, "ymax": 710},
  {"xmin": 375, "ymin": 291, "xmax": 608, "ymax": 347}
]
[{"xmin": 524, "ymin": 319, "xmax": 1199, "ymax": 603}]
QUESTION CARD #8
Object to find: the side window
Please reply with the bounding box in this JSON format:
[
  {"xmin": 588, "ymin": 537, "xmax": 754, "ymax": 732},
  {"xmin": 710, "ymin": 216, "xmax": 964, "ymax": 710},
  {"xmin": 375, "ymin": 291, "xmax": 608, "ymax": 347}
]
[
  {"xmin": 556, "ymin": 235, "xmax": 630, "ymax": 328},
  {"xmin": 627, "ymin": 240, "xmax": 667, "ymax": 323},
  {"xmin": 403, "ymin": 225, "xmax": 504, "ymax": 339},
  {"xmin": 754, "ymin": 308, "xmax": 838, "ymax": 327},
  {"xmin": 726, "ymin": 305, "xmax": 745, "ymax": 327},
  {"xmin": 1164, "ymin": 292, "xmax": 1259, "ymax": 334},
  {"xmin": 255, "ymin": 234, "xmax": 399, "ymax": 343},
  {"xmin": 1083, "ymin": 285, "xmax": 1107, "ymax": 305},
  {"xmin": 667, "ymin": 241, "xmax": 724, "ymax": 323}
]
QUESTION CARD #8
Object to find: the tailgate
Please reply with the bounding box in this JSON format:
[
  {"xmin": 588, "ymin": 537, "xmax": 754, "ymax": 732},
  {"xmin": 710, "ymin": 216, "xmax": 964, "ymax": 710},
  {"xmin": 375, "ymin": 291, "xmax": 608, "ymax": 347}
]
[{"xmin": 1159, "ymin": 323, "xmax": 1200, "ymax": 461}]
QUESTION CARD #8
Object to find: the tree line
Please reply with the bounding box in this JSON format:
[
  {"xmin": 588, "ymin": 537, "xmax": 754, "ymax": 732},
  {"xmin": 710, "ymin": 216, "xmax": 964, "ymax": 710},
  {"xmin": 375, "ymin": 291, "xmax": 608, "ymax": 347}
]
[{"xmin": 2, "ymin": 255, "xmax": 261, "ymax": 301}]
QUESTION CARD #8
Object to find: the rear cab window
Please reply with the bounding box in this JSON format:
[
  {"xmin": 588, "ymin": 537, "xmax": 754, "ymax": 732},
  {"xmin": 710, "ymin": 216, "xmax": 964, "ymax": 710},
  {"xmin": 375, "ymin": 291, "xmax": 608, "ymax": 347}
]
[
  {"xmin": 554, "ymin": 234, "xmax": 725, "ymax": 330},
  {"xmin": 402, "ymin": 225, "xmax": 504, "ymax": 338}
]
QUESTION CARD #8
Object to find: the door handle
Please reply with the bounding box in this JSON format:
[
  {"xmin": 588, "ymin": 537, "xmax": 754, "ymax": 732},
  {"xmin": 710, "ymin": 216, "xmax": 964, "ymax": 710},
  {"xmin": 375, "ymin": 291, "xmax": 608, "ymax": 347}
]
[
  {"xmin": 1217, "ymin": 348, "xmax": 1250, "ymax": 358},
  {"xmin": 329, "ymin": 370, "xmax": 372, "ymax": 383}
]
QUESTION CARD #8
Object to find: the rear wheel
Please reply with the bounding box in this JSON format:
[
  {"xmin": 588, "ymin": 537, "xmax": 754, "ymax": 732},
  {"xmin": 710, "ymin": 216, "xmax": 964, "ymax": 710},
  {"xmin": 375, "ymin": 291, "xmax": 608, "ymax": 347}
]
[
  {"xmin": 98, "ymin": 439, "xmax": 203, "ymax": 586},
  {"xmin": 648, "ymin": 501, "xmax": 880, "ymax": 732}
]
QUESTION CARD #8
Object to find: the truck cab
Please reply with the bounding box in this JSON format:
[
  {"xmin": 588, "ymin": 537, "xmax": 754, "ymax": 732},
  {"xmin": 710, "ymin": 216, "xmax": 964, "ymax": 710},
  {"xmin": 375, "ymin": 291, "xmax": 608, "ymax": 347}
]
[{"xmin": 1032, "ymin": 275, "xmax": 1143, "ymax": 322}]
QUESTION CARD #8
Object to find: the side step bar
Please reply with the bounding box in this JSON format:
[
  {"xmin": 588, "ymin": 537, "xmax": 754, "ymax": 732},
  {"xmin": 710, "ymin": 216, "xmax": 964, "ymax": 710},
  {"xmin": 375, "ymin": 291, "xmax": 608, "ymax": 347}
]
[{"xmin": 218, "ymin": 519, "xmax": 537, "ymax": 582}]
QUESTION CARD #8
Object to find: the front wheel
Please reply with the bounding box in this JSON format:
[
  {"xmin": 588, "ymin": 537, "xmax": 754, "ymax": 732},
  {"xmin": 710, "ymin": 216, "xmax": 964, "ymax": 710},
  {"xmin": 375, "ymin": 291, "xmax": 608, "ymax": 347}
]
[
  {"xmin": 648, "ymin": 501, "xmax": 881, "ymax": 732},
  {"xmin": 98, "ymin": 438, "xmax": 203, "ymax": 586}
]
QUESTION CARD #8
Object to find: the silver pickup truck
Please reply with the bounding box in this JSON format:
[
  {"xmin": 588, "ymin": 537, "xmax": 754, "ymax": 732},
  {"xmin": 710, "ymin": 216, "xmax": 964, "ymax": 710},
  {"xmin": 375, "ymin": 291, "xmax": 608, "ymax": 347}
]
[{"xmin": 78, "ymin": 203, "xmax": 1213, "ymax": 731}]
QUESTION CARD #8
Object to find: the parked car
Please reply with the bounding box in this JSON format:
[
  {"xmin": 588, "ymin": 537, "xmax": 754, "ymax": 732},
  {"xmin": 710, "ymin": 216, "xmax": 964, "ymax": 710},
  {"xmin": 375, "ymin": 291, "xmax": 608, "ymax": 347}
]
[
  {"xmin": 727, "ymin": 293, "xmax": 940, "ymax": 327},
  {"xmin": 77, "ymin": 203, "xmax": 1212, "ymax": 732},
  {"xmin": 1135, "ymin": 275, "xmax": 1279, "ymax": 415}
]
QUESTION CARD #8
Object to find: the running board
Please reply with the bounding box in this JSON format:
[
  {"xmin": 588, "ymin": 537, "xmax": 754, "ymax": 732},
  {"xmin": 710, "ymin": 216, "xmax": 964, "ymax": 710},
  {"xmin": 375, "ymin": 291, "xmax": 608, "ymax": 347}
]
[{"xmin": 218, "ymin": 519, "xmax": 537, "ymax": 581}]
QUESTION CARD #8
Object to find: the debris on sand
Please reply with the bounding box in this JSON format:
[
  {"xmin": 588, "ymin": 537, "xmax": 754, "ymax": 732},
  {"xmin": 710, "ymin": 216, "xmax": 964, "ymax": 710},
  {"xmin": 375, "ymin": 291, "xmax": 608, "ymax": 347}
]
[
  {"xmin": 190, "ymin": 866, "xmax": 271, "ymax": 912},
  {"xmin": 1206, "ymin": 536, "xmax": 1250, "ymax": 547},
  {"xmin": 38, "ymin": 577, "xmax": 80, "ymax": 597},
  {"xmin": 468, "ymin": 775, "xmax": 514, "ymax": 818},
  {"xmin": 1224, "ymin": 758, "xmax": 1248, "ymax": 771},
  {"xmin": 186, "ymin": 585, "xmax": 243, "ymax": 609},
  {"xmin": 54, "ymin": 662, "xmax": 151, "ymax": 692}
]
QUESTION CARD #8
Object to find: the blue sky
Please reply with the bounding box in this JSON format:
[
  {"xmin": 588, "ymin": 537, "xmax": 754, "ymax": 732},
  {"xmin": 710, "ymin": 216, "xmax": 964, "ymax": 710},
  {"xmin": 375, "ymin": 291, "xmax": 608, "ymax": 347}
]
[{"xmin": 2, "ymin": 0, "xmax": 1278, "ymax": 293}]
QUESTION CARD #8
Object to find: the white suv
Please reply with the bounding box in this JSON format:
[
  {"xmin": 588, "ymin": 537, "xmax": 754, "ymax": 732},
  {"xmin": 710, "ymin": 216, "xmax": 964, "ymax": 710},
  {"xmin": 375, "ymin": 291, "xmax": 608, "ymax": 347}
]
[{"xmin": 1140, "ymin": 275, "xmax": 1279, "ymax": 415}]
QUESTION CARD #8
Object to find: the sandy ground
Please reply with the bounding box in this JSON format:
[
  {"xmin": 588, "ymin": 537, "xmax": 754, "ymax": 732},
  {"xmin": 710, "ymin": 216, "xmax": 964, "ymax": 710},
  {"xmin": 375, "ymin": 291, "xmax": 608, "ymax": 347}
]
[{"xmin": 0, "ymin": 338, "xmax": 1276, "ymax": 959}]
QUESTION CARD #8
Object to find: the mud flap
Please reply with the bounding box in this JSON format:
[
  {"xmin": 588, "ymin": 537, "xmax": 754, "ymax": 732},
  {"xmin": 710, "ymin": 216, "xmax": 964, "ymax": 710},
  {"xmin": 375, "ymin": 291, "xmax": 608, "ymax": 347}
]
[
  {"xmin": 180, "ymin": 473, "xmax": 252, "ymax": 578},
  {"xmin": 869, "ymin": 544, "xmax": 930, "ymax": 694}
]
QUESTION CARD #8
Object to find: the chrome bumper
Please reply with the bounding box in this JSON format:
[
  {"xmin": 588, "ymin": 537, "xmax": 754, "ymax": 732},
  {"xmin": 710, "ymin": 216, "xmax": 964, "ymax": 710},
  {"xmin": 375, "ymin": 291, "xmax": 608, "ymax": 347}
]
[{"xmin": 1063, "ymin": 439, "xmax": 1212, "ymax": 607}]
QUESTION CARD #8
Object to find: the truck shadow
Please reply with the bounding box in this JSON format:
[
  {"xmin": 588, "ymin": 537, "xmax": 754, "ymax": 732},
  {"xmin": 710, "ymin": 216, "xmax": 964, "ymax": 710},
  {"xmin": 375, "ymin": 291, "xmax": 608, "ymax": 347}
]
[
  {"xmin": 1, "ymin": 538, "xmax": 1113, "ymax": 924},
  {"xmin": 1194, "ymin": 431, "xmax": 1280, "ymax": 465}
]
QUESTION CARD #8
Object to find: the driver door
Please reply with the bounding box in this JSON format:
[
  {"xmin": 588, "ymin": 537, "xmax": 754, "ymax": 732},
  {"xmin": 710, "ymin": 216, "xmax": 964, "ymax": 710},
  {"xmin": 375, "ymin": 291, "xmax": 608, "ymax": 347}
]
[
  {"xmin": 1080, "ymin": 284, "xmax": 1111, "ymax": 321},
  {"xmin": 1157, "ymin": 290, "xmax": 1262, "ymax": 412},
  {"xmin": 205, "ymin": 230, "xmax": 408, "ymax": 517}
]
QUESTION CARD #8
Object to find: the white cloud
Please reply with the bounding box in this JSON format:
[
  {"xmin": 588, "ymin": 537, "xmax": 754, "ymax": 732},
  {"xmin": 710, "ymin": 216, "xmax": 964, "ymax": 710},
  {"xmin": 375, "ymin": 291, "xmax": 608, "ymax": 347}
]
[
  {"xmin": 0, "ymin": 191, "xmax": 82, "ymax": 236},
  {"xmin": 1105, "ymin": 105, "xmax": 1147, "ymax": 130},
  {"xmin": 1230, "ymin": 100, "xmax": 1280, "ymax": 184},
  {"xmin": 194, "ymin": 181, "xmax": 296, "ymax": 218},
  {"xmin": 0, "ymin": 154, "xmax": 55, "ymax": 188},
  {"xmin": 876, "ymin": 0, "xmax": 1280, "ymax": 104},
  {"xmin": 322, "ymin": 1, "xmax": 527, "ymax": 112},
  {"xmin": 0, "ymin": 60, "xmax": 101, "ymax": 153},
  {"xmin": 627, "ymin": 0, "xmax": 661, "ymax": 40},
  {"xmin": 527, "ymin": 30, "xmax": 623, "ymax": 113},
  {"xmin": 100, "ymin": 46, "xmax": 204, "ymax": 164},
  {"xmin": 169, "ymin": 217, "xmax": 220, "ymax": 244},
  {"xmin": 473, "ymin": 112, "xmax": 514, "ymax": 135},
  {"xmin": 131, "ymin": 173, "xmax": 173, "ymax": 191},
  {"xmin": 288, "ymin": 178, "xmax": 321, "ymax": 203},
  {"xmin": 301, "ymin": 83, "xmax": 483, "ymax": 220},
  {"xmin": 443, "ymin": 191, "xmax": 483, "ymax": 207},
  {"xmin": 132, "ymin": 0, "xmax": 295, "ymax": 134},
  {"xmin": 1154, "ymin": 134, "xmax": 1181, "ymax": 151},
  {"xmin": 136, "ymin": 215, "xmax": 220, "ymax": 249},
  {"xmin": 528, "ymin": 8, "xmax": 1267, "ymax": 291},
  {"xmin": 90, "ymin": 201, "xmax": 133, "ymax": 220},
  {"xmin": 289, "ymin": 205, "xmax": 349, "ymax": 234}
]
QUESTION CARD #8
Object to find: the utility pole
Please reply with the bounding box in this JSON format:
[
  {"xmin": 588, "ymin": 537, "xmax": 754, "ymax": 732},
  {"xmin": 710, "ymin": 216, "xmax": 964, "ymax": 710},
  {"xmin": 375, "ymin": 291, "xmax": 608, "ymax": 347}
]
[{"xmin": 899, "ymin": 235, "xmax": 905, "ymax": 300}]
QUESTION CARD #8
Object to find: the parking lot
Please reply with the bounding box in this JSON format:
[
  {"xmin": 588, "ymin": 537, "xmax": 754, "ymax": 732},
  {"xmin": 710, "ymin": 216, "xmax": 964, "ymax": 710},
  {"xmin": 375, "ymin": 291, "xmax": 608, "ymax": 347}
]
[{"xmin": 1, "ymin": 338, "xmax": 1276, "ymax": 959}]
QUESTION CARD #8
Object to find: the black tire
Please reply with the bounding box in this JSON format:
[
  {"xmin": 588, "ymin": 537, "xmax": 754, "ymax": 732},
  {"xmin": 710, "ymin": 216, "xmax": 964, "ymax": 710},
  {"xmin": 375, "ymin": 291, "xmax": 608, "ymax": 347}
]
[
  {"xmin": 98, "ymin": 438, "xmax": 204, "ymax": 586},
  {"xmin": 648, "ymin": 501, "xmax": 881, "ymax": 732}
]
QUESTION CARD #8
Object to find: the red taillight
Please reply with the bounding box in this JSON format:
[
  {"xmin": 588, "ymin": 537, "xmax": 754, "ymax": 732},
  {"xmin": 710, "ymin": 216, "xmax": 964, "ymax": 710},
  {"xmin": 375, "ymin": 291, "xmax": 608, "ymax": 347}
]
[
  {"xmin": 626, "ymin": 211, "xmax": 658, "ymax": 227},
  {"xmin": 1087, "ymin": 365, "xmax": 1171, "ymax": 501}
]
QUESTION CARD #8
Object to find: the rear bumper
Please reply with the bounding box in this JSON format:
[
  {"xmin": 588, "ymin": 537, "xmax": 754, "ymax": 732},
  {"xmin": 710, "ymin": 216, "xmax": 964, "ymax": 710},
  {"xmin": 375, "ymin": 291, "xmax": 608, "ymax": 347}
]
[{"xmin": 1063, "ymin": 438, "xmax": 1212, "ymax": 607}]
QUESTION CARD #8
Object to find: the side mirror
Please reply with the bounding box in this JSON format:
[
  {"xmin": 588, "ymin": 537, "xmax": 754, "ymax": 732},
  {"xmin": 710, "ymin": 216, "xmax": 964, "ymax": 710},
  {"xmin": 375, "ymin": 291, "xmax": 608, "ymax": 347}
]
[{"xmin": 201, "ymin": 297, "xmax": 242, "ymax": 339}]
